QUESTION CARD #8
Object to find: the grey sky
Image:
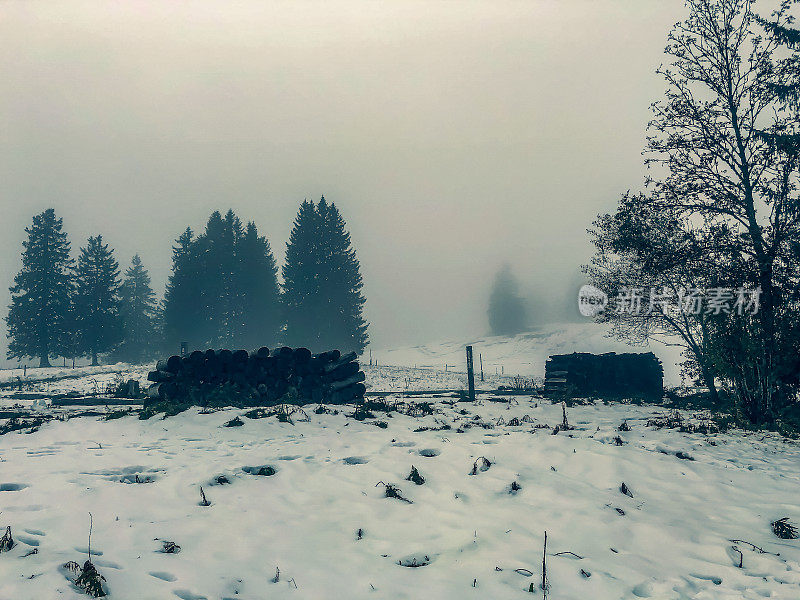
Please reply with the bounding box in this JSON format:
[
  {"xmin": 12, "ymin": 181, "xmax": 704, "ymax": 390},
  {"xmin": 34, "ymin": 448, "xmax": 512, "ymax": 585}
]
[{"xmin": 0, "ymin": 0, "xmax": 685, "ymax": 364}]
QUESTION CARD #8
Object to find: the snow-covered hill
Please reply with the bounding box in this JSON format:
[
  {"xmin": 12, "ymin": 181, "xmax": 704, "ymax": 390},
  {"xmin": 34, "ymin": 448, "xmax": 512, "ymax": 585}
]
[{"xmin": 372, "ymin": 322, "xmax": 686, "ymax": 386}]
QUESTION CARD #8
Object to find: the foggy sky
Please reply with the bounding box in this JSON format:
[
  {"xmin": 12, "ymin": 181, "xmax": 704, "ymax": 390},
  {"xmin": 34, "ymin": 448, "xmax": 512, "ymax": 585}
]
[{"xmin": 0, "ymin": 0, "xmax": 686, "ymax": 365}]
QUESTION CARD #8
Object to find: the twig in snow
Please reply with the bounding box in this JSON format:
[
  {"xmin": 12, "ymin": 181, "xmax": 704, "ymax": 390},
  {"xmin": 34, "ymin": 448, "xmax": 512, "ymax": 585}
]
[
  {"xmin": 375, "ymin": 481, "xmax": 412, "ymax": 503},
  {"xmin": 772, "ymin": 517, "xmax": 798, "ymax": 540},
  {"xmin": 729, "ymin": 539, "xmax": 776, "ymax": 555},
  {"xmin": 560, "ymin": 402, "xmax": 573, "ymax": 430},
  {"xmin": 75, "ymin": 560, "xmax": 107, "ymax": 597},
  {"xmin": 160, "ymin": 541, "xmax": 181, "ymax": 554},
  {"xmin": 272, "ymin": 567, "xmax": 280, "ymax": 583},
  {"xmin": 0, "ymin": 526, "xmax": 14, "ymax": 552},
  {"xmin": 553, "ymin": 551, "xmax": 584, "ymax": 560},
  {"xmin": 199, "ymin": 486, "xmax": 211, "ymax": 506},
  {"xmin": 87, "ymin": 513, "xmax": 93, "ymax": 562},
  {"xmin": 730, "ymin": 545, "xmax": 743, "ymax": 568},
  {"xmin": 542, "ymin": 531, "xmax": 549, "ymax": 597},
  {"xmin": 469, "ymin": 456, "xmax": 492, "ymax": 475},
  {"xmin": 406, "ymin": 466, "xmax": 425, "ymax": 485}
]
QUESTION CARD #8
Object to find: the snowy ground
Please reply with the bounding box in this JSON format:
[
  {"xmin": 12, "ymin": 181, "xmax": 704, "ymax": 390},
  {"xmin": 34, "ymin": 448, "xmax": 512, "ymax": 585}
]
[{"xmin": 2, "ymin": 395, "xmax": 800, "ymax": 599}]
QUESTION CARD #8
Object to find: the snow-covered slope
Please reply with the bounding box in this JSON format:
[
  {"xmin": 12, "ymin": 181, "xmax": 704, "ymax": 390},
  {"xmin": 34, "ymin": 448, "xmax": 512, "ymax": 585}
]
[
  {"xmin": 372, "ymin": 322, "xmax": 686, "ymax": 385},
  {"xmin": 1, "ymin": 399, "xmax": 799, "ymax": 599}
]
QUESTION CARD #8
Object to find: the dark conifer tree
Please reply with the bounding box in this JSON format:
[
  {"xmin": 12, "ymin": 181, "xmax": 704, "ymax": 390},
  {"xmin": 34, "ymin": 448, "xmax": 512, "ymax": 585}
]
[
  {"xmin": 164, "ymin": 211, "xmax": 281, "ymax": 351},
  {"xmin": 74, "ymin": 235, "xmax": 122, "ymax": 366},
  {"xmin": 317, "ymin": 198, "xmax": 368, "ymax": 352},
  {"xmin": 6, "ymin": 209, "xmax": 74, "ymax": 367},
  {"xmin": 282, "ymin": 199, "xmax": 324, "ymax": 348},
  {"xmin": 163, "ymin": 227, "xmax": 202, "ymax": 350},
  {"xmin": 116, "ymin": 255, "xmax": 158, "ymax": 363},
  {"xmin": 283, "ymin": 197, "xmax": 368, "ymax": 353},
  {"xmin": 488, "ymin": 264, "xmax": 527, "ymax": 336},
  {"xmin": 218, "ymin": 209, "xmax": 244, "ymax": 347},
  {"xmin": 236, "ymin": 221, "xmax": 280, "ymax": 349},
  {"xmin": 55, "ymin": 296, "xmax": 80, "ymax": 367},
  {"xmin": 195, "ymin": 211, "xmax": 227, "ymax": 347}
]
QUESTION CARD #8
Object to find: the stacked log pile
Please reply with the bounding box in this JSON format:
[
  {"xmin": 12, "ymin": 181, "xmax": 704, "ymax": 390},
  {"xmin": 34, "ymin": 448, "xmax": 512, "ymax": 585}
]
[
  {"xmin": 146, "ymin": 347, "xmax": 365, "ymax": 407},
  {"xmin": 544, "ymin": 352, "xmax": 663, "ymax": 400}
]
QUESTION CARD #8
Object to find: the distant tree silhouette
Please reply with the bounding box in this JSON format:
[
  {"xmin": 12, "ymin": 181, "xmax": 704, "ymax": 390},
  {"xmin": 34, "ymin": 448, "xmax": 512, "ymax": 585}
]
[
  {"xmin": 116, "ymin": 255, "xmax": 158, "ymax": 363},
  {"xmin": 488, "ymin": 264, "xmax": 527, "ymax": 336},
  {"xmin": 282, "ymin": 197, "xmax": 368, "ymax": 353},
  {"xmin": 6, "ymin": 209, "xmax": 74, "ymax": 367},
  {"xmin": 74, "ymin": 235, "xmax": 122, "ymax": 366}
]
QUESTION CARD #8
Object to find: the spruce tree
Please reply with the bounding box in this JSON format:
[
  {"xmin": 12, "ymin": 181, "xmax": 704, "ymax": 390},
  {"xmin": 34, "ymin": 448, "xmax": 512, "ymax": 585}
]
[
  {"xmin": 163, "ymin": 212, "xmax": 281, "ymax": 352},
  {"xmin": 195, "ymin": 211, "xmax": 228, "ymax": 347},
  {"xmin": 236, "ymin": 221, "xmax": 280, "ymax": 349},
  {"xmin": 218, "ymin": 209, "xmax": 244, "ymax": 348},
  {"xmin": 488, "ymin": 264, "xmax": 527, "ymax": 336},
  {"xmin": 74, "ymin": 235, "xmax": 122, "ymax": 366},
  {"xmin": 6, "ymin": 209, "xmax": 74, "ymax": 367},
  {"xmin": 163, "ymin": 227, "xmax": 202, "ymax": 351},
  {"xmin": 283, "ymin": 197, "xmax": 368, "ymax": 353},
  {"xmin": 116, "ymin": 255, "xmax": 158, "ymax": 363},
  {"xmin": 317, "ymin": 198, "xmax": 369, "ymax": 352},
  {"xmin": 282, "ymin": 199, "xmax": 324, "ymax": 348}
]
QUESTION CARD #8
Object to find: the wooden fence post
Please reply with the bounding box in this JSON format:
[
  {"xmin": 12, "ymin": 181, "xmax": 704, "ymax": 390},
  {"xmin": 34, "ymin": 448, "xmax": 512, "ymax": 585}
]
[{"xmin": 466, "ymin": 346, "xmax": 476, "ymax": 402}]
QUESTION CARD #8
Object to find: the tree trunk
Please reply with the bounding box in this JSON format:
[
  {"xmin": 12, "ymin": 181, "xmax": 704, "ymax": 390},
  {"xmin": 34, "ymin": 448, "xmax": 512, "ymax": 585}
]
[
  {"xmin": 91, "ymin": 352, "xmax": 98, "ymax": 367},
  {"xmin": 699, "ymin": 363, "xmax": 720, "ymax": 407},
  {"xmin": 39, "ymin": 355, "xmax": 51, "ymax": 368}
]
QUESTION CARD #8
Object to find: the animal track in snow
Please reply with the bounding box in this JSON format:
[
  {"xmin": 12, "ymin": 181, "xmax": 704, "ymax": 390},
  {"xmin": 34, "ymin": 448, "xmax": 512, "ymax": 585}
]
[
  {"xmin": 0, "ymin": 483, "xmax": 29, "ymax": 491},
  {"xmin": 418, "ymin": 448, "xmax": 441, "ymax": 457}
]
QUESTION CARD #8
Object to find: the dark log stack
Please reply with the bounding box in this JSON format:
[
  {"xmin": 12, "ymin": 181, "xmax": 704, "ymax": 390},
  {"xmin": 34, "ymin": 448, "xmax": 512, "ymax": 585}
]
[
  {"xmin": 544, "ymin": 352, "xmax": 663, "ymax": 401},
  {"xmin": 146, "ymin": 347, "xmax": 365, "ymax": 407}
]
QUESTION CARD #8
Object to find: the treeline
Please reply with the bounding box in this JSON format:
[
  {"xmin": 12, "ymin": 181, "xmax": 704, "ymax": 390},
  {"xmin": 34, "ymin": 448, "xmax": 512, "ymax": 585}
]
[{"xmin": 6, "ymin": 197, "xmax": 368, "ymax": 368}]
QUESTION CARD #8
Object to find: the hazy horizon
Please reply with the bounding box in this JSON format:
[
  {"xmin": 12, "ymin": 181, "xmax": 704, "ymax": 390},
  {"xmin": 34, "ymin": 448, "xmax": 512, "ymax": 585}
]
[{"xmin": 0, "ymin": 0, "xmax": 686, "ymax": 366}]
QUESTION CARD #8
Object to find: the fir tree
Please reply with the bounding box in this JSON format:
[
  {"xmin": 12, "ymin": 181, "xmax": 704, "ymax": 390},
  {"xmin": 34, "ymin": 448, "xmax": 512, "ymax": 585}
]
[
  {"xmin": 282, "ymin": 200, "xmax": 323, "ymax": 347},
  {"xmin": 74, "ymin": 235, "xmax": 122, "ymax": 366},
  {"xmin": 163, "ymin": 227, "xmax": 202, "ymax": 351},
  {"xmin": 193, "ymin": 211, "xmax": 230, "ymax": 347},
  {"xmin": 488, "ymin": 264, "xmax": 527, "ymax": 336},
  {"xmin": 317, "ymin": 198, "xmax": 369, "ymax": 352},
  {"xmin": 218, "ymin": 209, "xmax": 244, "ymax": 347},
  {"xmin": 236, "ymin": 221, "xmax": 280, "ymax": 349},
  {"xmin": 163, "ymin": 212, "xmax": 281, "ymax": 351},
  {"xmin": 116, "ymin": 255, "xmax": 158, "ymax": 363},
  {"xmin": 55, "ymin": 295, "xmax": 80, "ymax": 367},
  {"xmin": 6, "ymin": 209, "xmax": 74, "ymax": 367},
  {"xmin": 283, "ymin": 197, "xmax": 368, "ymax": 353}
]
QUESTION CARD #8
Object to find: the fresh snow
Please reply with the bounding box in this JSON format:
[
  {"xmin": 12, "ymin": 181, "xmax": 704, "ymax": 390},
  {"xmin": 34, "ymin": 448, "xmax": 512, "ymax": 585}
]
[{"xmin": 2, "ymin": 394, "xmax": 800, "ymax": 599}]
